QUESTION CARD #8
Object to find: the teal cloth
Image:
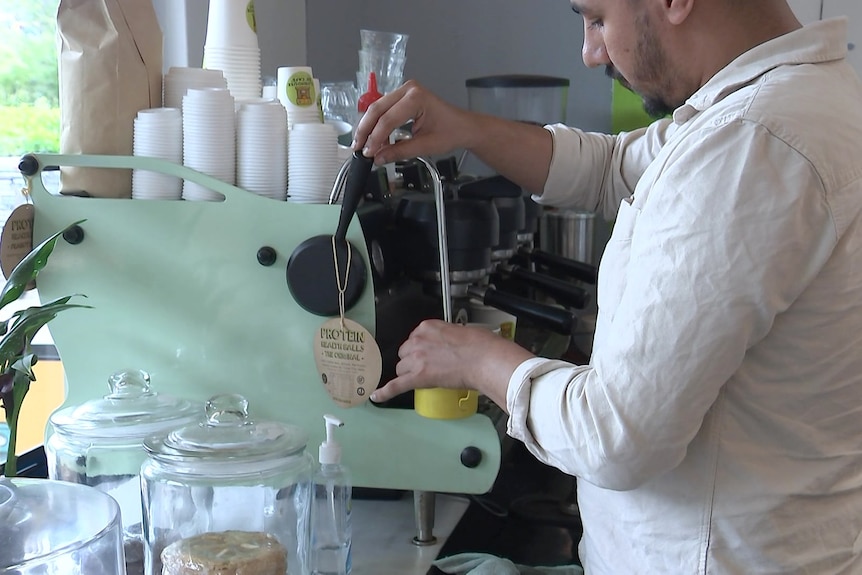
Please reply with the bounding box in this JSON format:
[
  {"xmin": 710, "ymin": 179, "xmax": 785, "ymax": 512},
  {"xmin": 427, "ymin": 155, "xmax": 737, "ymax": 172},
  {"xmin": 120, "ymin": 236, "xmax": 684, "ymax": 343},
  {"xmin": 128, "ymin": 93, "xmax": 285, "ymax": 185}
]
[{"xmin": 433, "ymin": 553, "xmax": 584, "ymax": 575}]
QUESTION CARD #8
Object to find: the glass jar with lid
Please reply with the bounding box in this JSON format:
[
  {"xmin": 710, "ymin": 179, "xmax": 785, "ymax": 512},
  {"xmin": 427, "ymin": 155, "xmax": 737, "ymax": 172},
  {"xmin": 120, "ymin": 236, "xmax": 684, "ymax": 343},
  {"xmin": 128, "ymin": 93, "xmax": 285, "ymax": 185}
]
[
  {"xmin": 45, "ymin": 369, "xmax": 202, "ymax": 575},
  {"xmin": 141, "ymin": 393, "xmax": 313, "ymax": 575},
  {"xmin": 0, "ymin": 477, "xmax": 125, "ymax": 574}
]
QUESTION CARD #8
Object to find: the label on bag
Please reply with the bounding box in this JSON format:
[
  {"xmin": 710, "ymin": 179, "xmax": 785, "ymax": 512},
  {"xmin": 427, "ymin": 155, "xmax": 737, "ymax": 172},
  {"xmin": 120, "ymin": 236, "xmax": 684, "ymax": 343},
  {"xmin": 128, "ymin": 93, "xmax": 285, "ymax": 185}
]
[
  {"xmin": 0, "ymin": 204, "xmax": 35, "ymax": 288},
  {"xmin": 313, "ymin": 317, "xmax": 382, "ymax": 408}
]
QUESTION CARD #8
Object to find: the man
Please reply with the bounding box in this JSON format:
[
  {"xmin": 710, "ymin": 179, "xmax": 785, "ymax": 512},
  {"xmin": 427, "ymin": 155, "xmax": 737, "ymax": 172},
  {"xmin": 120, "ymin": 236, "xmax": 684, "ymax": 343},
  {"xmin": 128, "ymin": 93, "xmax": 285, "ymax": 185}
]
[{"xmin": 354, "ymin": 0, "xmax": 862, "ymax": 573}]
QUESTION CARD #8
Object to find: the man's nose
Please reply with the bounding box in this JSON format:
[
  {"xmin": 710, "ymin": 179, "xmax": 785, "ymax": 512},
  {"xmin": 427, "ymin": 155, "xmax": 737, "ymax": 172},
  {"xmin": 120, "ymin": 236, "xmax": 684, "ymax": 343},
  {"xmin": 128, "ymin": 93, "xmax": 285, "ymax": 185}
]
[{"xmin": 582, "ymin": 28, "xmax": 610, "ymax": 68}]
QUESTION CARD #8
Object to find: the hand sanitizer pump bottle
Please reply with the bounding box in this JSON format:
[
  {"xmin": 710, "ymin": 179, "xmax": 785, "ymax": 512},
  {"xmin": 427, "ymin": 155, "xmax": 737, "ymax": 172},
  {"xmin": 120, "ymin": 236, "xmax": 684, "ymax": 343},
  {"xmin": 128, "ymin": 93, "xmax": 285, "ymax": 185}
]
[{"xmin": 310, "ymin": 414, "xmax": 352, "ymax": 575}]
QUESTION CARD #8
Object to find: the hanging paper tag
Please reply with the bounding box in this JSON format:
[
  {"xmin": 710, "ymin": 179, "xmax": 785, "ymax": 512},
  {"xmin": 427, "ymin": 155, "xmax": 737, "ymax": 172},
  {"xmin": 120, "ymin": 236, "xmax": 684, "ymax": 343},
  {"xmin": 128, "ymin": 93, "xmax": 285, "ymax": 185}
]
[
  {"xmin": 313, "ymin": 317, "xmax": 383, "ymax": 408},
  {"xmin": 0, "ymin": 203, "xmax": 35, "ymax": 289}
]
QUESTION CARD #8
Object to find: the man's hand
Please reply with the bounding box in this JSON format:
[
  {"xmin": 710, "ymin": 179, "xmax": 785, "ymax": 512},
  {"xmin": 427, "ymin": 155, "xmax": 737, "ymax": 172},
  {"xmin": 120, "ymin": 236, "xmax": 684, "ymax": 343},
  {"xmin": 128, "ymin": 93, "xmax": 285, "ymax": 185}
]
[{"xmin": 371, "ymin": 319, "xmax": 535, "ymax": 411}]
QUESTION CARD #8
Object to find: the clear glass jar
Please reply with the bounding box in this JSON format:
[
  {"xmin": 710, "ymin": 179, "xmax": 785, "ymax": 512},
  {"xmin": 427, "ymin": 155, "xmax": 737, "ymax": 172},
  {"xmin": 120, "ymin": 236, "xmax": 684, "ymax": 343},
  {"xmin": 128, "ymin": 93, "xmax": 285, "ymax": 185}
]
[
  {"xmin": 45, "ymin": 369, "xmax": 201, "ymax": 575},
  {"xmin": 0, "ymin": 477, "xmax": 124, "ymax": 574},
  {"xmin": 141, "ymin": 393, "xmax": 313, "ymax": 575}
]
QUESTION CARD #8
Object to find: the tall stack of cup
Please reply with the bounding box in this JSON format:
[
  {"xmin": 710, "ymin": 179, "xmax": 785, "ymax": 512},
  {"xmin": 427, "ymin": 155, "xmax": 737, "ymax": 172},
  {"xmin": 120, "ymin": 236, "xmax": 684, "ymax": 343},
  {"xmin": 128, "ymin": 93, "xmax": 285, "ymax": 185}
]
[
  {"xmin": 131, "ymin": 108, "xmax": 183, "ymax": 200},
  {"xmin": 182, "ymin": 87, "xmax": 236, "ymax": 201},
  {"xmin": 202, "ymin": 0, "xmax": 262, "ymax": 100},
  {"xmin": 357, "ymin": 29, "xmax": 408, "ymax": 94},
  {"xmin": 237, "ymin": 100, "xmax": 288, "ymax": 200},
  {"xmin": 277, "ymin": 66, "xmax": 322, "ymax": 128}
]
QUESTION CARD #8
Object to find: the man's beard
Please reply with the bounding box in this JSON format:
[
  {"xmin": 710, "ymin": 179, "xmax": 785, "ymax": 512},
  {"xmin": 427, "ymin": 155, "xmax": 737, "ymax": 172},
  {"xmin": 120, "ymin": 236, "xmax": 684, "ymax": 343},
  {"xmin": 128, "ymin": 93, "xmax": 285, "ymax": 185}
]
[{"xmin": 606, "ymin": 16, "xmax": 678, "ymax": 119}]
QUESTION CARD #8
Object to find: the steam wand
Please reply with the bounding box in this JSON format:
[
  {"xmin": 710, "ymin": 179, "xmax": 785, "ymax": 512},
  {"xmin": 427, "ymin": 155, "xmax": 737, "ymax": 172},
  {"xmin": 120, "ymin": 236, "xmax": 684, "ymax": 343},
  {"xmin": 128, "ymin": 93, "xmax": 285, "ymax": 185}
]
[{"xmin": 411, "ymin": 157, "xmax": 449, "ymax": 546}]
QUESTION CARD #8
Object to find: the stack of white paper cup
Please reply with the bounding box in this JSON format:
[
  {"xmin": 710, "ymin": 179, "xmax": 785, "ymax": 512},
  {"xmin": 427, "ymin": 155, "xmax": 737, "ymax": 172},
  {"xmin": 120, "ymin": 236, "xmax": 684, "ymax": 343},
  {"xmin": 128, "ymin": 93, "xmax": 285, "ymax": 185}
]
[
  {"xmin": 277, "ymin": 66, "xmax": 322, "ymax": 128},
  {"xmin": 287, "ymin": 123, "xmax": 339, "ymax": 203},
  {"xmin": 131, "ymin": 108, "xmax": 183, "ymax": 200},
  {"xmin": 237, "ymin": 99, "xmax": 288, "ymax": 200},
  {"xmin": 203, "ymin": 0, "xmax": 262, "ymax": 100},
  {"xmin": 182, "ymin": 87, "xmax": 236, "ymax": 201},
  {"xmin": 163, "ymin": 67, "xmax": 228, "ymax": 109}
]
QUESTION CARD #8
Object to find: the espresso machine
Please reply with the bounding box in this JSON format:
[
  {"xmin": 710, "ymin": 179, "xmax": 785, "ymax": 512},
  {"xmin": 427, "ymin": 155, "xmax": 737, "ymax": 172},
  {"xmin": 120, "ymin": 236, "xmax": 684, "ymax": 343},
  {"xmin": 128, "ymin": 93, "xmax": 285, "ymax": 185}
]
[
  {"xmin": 19, "ymin": 75, "xmax": 598, "ymax": 551},
  {"xmin": 357, "ymin": 155, "xmax": 595, "ymax": 395}
]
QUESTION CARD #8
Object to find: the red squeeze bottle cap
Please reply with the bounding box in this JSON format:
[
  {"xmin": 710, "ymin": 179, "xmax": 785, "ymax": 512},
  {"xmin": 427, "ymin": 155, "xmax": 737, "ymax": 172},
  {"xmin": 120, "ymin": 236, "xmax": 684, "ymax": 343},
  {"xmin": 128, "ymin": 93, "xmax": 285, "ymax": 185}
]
[{"xmin": 358, "ymin": 72, "xmax": 382, "ymax": 113}]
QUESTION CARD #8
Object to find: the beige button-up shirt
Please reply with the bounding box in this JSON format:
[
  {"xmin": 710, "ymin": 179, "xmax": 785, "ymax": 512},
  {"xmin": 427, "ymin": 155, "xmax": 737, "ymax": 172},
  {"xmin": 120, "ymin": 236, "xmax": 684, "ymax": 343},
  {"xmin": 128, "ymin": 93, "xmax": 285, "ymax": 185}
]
[{"xmin": 506, "ymin": 19, "xmax": 862, "ymax": 574}]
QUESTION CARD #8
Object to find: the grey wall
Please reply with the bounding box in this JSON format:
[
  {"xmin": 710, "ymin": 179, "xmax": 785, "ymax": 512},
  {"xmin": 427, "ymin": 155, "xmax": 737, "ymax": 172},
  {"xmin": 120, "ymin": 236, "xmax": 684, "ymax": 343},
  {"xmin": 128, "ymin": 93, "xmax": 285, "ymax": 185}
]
[
  {"xmin": 254, "ymin": 0, "xmax": 615, "ymax": 261},
  {"xmin": 302, "ymin": 0, "xmax": 612, "ymax": 134},
  {"xmin": 173, "ymin": 0, "xmax": 307, "ymax": 73}
]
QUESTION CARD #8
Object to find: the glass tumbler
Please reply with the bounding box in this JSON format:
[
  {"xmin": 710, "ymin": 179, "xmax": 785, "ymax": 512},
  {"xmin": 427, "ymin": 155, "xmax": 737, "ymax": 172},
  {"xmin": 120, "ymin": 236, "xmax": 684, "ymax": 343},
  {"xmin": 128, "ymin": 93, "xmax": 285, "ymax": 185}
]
[{"xmin": 321, "ymin": 81, "xmax": 359, "ymax": 127}]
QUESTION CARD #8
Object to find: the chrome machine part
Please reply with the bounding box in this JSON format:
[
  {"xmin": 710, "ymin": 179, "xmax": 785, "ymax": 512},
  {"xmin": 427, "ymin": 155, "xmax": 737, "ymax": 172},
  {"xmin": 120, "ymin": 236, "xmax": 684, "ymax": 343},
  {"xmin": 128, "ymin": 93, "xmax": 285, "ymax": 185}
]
[{"xmin": 411, "ymin": 156, "xmax": 449, "ymax": 546}]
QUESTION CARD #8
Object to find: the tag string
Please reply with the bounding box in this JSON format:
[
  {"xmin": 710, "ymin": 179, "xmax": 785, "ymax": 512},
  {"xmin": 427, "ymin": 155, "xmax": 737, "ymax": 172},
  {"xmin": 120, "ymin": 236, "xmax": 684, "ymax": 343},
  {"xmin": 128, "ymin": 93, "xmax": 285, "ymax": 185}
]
[
  {"xmin": 21, "ymin": 176, "xmax": 32, "ymax": 204},
  {"xmin": 331, "ymin": 235, "xmax": 352, "ymax": 330}
]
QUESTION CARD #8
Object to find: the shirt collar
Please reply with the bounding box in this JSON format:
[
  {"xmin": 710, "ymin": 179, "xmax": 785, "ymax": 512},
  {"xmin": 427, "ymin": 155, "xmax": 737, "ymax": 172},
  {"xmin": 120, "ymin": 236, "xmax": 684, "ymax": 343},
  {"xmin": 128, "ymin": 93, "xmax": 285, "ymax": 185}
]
[{"xmin": 673, "ymin": 18, "xmax": 850, "ymax": 124}]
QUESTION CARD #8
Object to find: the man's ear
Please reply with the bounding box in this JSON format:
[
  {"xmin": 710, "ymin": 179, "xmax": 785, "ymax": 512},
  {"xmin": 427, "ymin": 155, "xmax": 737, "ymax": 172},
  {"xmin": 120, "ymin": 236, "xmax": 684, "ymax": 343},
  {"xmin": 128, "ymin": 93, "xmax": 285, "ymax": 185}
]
[{"xmin": 664, "ymin": 0, "xmax": 695, "ymax": 25}]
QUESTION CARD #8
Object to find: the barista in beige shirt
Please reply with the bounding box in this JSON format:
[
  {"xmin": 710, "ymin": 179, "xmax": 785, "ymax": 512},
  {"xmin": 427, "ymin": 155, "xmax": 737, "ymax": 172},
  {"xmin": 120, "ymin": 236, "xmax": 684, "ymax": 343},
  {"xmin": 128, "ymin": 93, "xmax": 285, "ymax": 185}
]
[{"xmin": 355, "ymin": 0, "xmax": 862, "ymax": 573}]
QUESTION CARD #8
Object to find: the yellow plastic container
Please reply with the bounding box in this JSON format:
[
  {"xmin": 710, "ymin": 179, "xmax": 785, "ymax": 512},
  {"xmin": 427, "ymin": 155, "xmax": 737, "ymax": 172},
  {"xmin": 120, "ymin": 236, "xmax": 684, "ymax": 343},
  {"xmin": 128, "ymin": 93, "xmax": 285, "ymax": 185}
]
[{"xmin": 414, "ymin": 388, "xmax": 479, "ymax": 420}]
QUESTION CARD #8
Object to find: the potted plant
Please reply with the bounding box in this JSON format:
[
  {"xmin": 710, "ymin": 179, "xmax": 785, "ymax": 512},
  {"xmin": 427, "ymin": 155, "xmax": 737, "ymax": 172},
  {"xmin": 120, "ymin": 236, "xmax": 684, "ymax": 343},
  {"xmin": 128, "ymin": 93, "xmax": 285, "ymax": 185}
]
[{"xmin": 0, "ymin": 222, "xmax": 88, "ymax": 477}]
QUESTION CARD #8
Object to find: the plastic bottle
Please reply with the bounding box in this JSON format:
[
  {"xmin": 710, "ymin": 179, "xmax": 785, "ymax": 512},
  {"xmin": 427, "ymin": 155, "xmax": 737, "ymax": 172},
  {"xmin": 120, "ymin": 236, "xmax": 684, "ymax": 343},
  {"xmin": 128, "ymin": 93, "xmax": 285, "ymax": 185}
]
[
  {"xmin": 357, "ymin": 72, "xmax": 382, "ymax": 115},
  {"xmin": 357, "ymin": 72, "xmax": 395, "ymax": 183},
  {"xmin": 310, "ymin": 414, "xmax": 352, "ymax": 575}
]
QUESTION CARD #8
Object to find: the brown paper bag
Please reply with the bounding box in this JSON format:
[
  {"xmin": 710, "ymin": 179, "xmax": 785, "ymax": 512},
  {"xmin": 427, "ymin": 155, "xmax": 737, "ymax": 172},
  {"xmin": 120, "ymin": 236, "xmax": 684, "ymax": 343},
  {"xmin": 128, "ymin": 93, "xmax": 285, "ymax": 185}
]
[{"xmin": 57, "ymin": 0, "xmax": 163, "ymax": 198}]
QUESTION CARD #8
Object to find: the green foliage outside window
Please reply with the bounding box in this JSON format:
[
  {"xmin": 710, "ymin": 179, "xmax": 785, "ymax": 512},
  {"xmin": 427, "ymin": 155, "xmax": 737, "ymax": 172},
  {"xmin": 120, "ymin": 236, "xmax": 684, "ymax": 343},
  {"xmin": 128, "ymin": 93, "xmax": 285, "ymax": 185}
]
[{"xmin": 0, "ymin": 0, "xmax": 60, "ymax": 155}]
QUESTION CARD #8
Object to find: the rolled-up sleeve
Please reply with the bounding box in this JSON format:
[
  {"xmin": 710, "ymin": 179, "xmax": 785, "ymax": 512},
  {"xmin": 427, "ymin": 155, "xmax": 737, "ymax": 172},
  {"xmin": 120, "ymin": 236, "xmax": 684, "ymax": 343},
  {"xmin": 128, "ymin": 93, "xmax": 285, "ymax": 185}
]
[{"xmin": 539, "ymin": 120, "xmax": 677, "ymax": 220}]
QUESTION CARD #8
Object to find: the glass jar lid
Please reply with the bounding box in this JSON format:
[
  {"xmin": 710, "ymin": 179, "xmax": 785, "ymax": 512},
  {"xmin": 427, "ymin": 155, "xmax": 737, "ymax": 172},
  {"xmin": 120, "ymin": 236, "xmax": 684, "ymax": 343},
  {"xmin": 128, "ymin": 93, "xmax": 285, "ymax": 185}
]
[
  {"xmin": 144, "ymin": 393, "xmax": 308, "ymax": 467},
  {"xmin": 49, "ymin": 369, "xmax": 200, "ymax": 439},
  {"xmin": 0, "ymin": 478, "xmax": 123, "ymax": 569}
]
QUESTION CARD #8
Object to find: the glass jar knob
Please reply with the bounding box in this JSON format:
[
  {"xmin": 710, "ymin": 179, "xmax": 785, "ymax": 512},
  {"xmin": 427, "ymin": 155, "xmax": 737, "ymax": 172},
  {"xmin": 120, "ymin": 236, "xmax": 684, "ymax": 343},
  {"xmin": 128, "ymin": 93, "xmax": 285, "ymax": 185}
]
[
  {"xmin": 106, "ymin": 369, "xmax": 151, "ymax": 399},
  {"xmin": 205, "ymin": 394, "xmax": 251, "ymax": 427}
]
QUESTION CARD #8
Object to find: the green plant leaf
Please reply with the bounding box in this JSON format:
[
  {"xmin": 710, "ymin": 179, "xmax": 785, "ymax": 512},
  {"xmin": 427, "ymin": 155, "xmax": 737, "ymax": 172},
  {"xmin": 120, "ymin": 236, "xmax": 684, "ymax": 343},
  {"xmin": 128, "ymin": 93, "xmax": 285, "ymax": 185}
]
[
  {"xmin": 11, "ymin": 353, "xmax": 38, "ymax": 381},
  {"xmin": 0, "ymin": 216, "xmax": 89, "ymax": 476},
  {"xmin": 0, "ymin": 220, "xmax": 85, "ymax": 311},
  {"xmin": 0, "ymin": 300, "xmax": 89, "ymax": 370}
]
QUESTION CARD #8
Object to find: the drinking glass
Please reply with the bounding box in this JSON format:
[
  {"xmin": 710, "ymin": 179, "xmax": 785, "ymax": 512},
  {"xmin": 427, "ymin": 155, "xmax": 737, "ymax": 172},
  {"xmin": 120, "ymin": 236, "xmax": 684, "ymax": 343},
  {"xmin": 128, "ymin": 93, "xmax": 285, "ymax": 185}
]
[{"xmin": 321, "ymin": 81, "xmax": 359, "ymax": 126}]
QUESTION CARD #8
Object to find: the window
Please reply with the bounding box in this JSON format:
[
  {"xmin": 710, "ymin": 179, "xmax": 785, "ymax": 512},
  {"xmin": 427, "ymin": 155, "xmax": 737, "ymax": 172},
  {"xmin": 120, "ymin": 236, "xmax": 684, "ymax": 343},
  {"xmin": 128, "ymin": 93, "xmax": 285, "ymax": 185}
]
[
  {"xmin": 1, "ymin": 0, "xmax": 61, "ymax": 457},
  {"xmin": 0, "ymin": 0, "xmax": 59, "ymax": 340}
]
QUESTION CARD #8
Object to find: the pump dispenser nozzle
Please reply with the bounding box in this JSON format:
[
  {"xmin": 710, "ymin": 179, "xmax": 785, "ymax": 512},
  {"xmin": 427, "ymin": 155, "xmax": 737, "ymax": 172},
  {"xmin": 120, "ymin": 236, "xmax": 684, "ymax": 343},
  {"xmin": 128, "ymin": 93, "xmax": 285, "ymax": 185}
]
[
  {"xmin": 311, "ymin": 414, "xmax": 352, "ymax": 574},
  {"xmin": 319, "ymin": 414, "xmax": 344, "ymax": 465}
]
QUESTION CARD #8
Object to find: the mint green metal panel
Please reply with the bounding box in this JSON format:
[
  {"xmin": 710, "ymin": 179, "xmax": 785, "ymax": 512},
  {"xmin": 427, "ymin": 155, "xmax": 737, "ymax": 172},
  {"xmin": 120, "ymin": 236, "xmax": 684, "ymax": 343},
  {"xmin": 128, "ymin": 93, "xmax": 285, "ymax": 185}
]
[{"xmin": 27, "ymin": 154, "xmax": 500, "ymax": 494}]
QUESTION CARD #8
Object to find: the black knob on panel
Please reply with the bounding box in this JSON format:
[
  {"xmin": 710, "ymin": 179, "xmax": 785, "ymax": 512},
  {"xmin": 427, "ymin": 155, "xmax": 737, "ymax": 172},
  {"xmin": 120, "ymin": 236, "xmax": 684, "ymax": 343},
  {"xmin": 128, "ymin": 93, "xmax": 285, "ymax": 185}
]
[
  {"xmin": 257, "ymin": 246, "xmax": 277, "ymax": 266},
  {"xmin": 62, "ymin": 225, "xmax": 85, "ymax": 245},
  {"xmin": 18, "ymin": 155, "xmax": 38, "ymax": 177},
  {"xmin": 460, "ymin": 446, "xmax": 483, "ymax": 468}
]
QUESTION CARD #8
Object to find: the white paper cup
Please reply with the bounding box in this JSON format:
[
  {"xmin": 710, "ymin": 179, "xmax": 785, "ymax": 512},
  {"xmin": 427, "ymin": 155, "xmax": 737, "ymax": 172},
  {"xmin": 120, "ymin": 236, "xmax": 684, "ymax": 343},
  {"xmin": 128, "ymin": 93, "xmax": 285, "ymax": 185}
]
[
  {"xmin": 277, "ymin": 66, "xmax": 317, "ymax": 110},
  {"xmin": 204, "ymin": 0, "xmax": 259, "ymax": 49}
]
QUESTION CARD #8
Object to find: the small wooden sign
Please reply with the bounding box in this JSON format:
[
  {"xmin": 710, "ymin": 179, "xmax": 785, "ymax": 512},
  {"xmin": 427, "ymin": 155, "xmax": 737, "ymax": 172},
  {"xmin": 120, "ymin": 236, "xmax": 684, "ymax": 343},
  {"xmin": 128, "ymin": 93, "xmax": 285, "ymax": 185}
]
[
  {"xmin": 313, "ymin": 317, "xmax": 383, "ymax": 408},
  {"xmin": 0, "ymin": 203, "xmax": 35, "ymax": 289}
]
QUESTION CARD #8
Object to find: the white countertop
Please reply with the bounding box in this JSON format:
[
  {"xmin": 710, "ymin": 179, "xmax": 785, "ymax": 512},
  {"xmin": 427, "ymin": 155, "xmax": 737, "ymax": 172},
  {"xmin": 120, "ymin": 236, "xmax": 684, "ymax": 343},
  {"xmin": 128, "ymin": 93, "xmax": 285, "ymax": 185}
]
[{"xmin": 350, "ymin": 492, "xmax": 470, "ymax": 575}]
